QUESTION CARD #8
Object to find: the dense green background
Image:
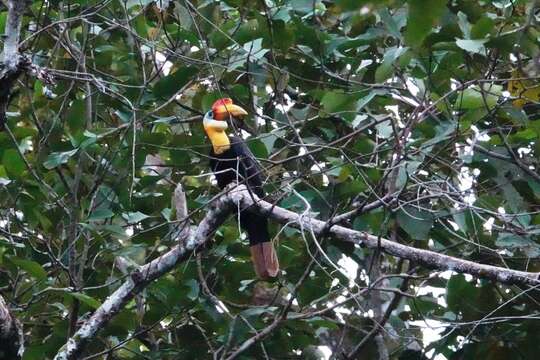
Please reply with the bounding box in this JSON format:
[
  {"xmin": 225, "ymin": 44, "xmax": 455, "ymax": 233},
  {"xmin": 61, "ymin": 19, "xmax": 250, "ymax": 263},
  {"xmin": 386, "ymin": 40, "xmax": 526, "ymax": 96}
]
[{"xmin": 0, "ymin": 0, "xmax": 539, "ymax": 358}]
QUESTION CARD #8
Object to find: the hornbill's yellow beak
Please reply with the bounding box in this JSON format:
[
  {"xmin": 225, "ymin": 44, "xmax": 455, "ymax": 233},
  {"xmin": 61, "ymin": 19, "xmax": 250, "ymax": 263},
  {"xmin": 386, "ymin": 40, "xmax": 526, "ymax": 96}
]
[{"xmin": 211, "ymin": 98, "xmax": 248, "ymax": 120}]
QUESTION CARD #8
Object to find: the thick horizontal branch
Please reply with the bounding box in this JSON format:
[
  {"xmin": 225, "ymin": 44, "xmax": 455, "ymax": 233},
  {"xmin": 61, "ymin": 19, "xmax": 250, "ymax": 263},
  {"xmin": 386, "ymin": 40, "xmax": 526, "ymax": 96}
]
[
  {"xmin": 55, "ymin": 184, "xmax": 540, "ymax": 359},
  {"xmin": 227, "ymin": 186, "xmax": 540, "ymax": 287}
]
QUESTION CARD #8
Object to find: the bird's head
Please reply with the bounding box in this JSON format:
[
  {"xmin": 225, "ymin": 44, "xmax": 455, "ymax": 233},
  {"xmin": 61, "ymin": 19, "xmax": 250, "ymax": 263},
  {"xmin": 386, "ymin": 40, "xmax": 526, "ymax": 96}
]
[
  {"xmin": 203, "ymin": 98, "xmax": 248, "ymax": 154},
  {"xmin": 210, "ymin": 98, "xmax": 248, "ymax": 121}
]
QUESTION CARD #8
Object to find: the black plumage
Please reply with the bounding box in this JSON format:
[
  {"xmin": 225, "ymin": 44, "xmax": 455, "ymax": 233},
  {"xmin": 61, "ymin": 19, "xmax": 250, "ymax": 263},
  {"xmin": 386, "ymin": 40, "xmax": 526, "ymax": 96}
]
[{"xmin": 209, "ymin": 136, "xmax": 270, "ymax": 246}]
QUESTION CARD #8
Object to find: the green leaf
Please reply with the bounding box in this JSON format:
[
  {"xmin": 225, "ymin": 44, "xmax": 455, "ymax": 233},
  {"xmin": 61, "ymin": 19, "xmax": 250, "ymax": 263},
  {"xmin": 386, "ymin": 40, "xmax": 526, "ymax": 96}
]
[
  {"xmin": 351, "ymin": 114, "xmax": 368, "ymax": 128},
  {"xmin": 0, "ymin": 12, "xmax": 6, "ymax": 33},
  {"xmin": 379, "ymin": 8, "xmax": 403, "ymax": 39},
  {"xmin": 67, "ymin": 292, "xmax": 102, "ymax": 309},
  {"xmin": 409, "ymin": 297, "xmax": 444, "ymax": 317},
  {"xmin": 8, "ymin": 257, "xmax": 47, "ymax": 280},
  {"xmin": 471, "ymin": 17, "xmax": 494, "ymax": 39},
  {"xmin": 122, "ymin": 211, "xmax": 150, "ymax": 224},
  {"xmin": 446, "ymin": 274, "xmax": 477, "ymax": 312},
  {"xmin": 153, "ymin": 67, "xmax": 197, "ymax": 99},
  {"xmin": 405, "ymin": 0, "xmax": 447, "ymax": 47},
  {"xmin": 184, "ymin": 279, "xmax": 199, "ymax": 301},
  {"xmin": 260, "ymin": 131, "xmax": 283, "ymax": 154},
  {"xmin": 495, "ymin": 233, "xmax": 540, "ymax": 257},
  {"xmin": 455, "ymin": 85, "xmax": 501, "ymax": 110},
  {"xmin": 102, "ymin": 224, "xmax": 130, "ymax": 240},
  {"xmin": 320, "ymin": 91, "xmax": 358, "ymax": 122},
  {"xmin": 375, "ymin": 47, "xmax": 409, "ymax": 83},
  {"xmin": 336, "ymin": 179, "xmax": 366, "ymax": 198},
  {"xmin": 174, "ymin": 4, "xmax": 193, "ymax": 29},
  {"xmin": 79, "ymin": 131, "xmax": 99, "ymax": 149},
  {"xmin": 66, "ymin": 99, "xmax": 85, "ymax": 133},
  {"xmin": 335, "ymin": 0, "xmax": 369, "ymax": 11},
  {"xmin": 247, "ymin": 139, "xmax": 268, "ymax": 158},
  {"xmin": 397, "ymin": 206, "xmax": 433, "ymax": 240},
  {"xmin": 243, "ymin": 38, "xmax": 268, "ymax": 60},
  {"xmin": 43, "ymin": 149, "xmax": 78, "ymax": 170},
  {"xmin": 126, "ymin": 0, "xmax": 154, "ymax": 8},
  {"xmin": 457, "ymin": 11, "xmax": 471, "ymax": 39},
  {"xmin": 2, "ymin": 149, "xmax": 25, "ymax": 177},
  {"xmin": 396, "ymin": 161, "xmax": 421, "ymax": 189},
  {"xmin": 201, "ymin": 92, "xmax": 222, "ymax": 111},
  {"xmin": 375, "ymin": 120, "xmax": 393, "ymax": 139},
  {"xmin": 88, "ymin": 208, "xmax": 114, "ymax": 221},
  {"xmin": 272, "ymin": 6, "xmax": 291, "ymax": 22},
  {"xmin": 356, "ymin": 91, "xmax": 378, "ymax": 111},
  {"xmin": 455, "ymin": 38, "xmax": 487, "ymax": 55},
  {"xmin": 291, "ymin": 0, "xmax": 323, "ymax": 13}
]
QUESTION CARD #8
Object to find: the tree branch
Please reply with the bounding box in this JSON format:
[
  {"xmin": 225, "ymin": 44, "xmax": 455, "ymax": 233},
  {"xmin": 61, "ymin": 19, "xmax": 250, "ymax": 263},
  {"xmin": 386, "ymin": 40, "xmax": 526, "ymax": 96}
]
[
  {"xmin": 0, "ymin": 294, "xmax": 24, "ymax": 359},
  {"xmin": 54, "ymin": 189, "xmax": 234, "ymax": 360},
  {"xmin": 1, "ymin": 0, "xmax": 28, "ymax": 69},
  {"xmin": 0, "ymin": 0, "xmax": 30, "ymax": 129},
  {"xmin": 227, "ymin": 186, "xmax": 539, "ymax": 286},
  {"xmin": 54, "ymin": 184, "xmax": 540, "ymax": 359}
]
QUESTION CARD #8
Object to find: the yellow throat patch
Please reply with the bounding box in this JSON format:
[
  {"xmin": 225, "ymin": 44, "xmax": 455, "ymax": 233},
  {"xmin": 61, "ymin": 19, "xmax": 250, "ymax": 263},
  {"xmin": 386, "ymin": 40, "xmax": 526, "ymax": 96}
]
[{"xmin": 203, "ymin": 115, "xmax": 230, "ymax": 154}]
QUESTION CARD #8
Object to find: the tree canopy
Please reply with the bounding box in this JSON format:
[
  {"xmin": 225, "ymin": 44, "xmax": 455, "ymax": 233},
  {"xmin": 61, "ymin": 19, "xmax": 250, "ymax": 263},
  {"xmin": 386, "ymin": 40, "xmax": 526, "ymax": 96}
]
[{"xmin": 0, "ymin": 0, "xmax": 539, "ymax": 359}]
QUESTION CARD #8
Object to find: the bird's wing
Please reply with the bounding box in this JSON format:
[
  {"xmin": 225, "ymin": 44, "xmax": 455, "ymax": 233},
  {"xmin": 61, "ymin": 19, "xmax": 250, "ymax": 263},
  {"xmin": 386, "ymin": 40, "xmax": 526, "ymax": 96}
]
[{"xmin": 229, "ymin": 136, "xmax": 265, "ymax": 195}]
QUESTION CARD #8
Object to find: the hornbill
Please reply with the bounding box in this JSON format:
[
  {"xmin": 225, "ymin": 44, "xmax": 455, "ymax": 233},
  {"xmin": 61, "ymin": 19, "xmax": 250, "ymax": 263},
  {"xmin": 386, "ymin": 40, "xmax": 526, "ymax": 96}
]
[{"xmin": 203, "ymin": 98, "xmax": 279, "ymax": 279}]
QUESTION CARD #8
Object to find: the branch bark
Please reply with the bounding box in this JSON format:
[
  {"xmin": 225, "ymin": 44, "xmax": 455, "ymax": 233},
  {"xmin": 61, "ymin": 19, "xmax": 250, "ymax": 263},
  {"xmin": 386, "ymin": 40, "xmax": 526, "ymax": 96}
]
[
  {"xmin": 1, "ymin": 0, "xmax": 28, "ymax": 69},
  {"xmin": 0, "ymin": 0, "xmax": 31, "ymax": 129},
  {"xmin": 55, "ymin": 184, "xmax": 540, "ymax": 359},
  {"xmin": 54, "ymin": 188, "xmax": 234, "ymax": 360},
  {"xmin": 227, "ymin": 186, "xmax": 539, "ymax": 286},
  {"xmin": 0, "ymin": 294, "xmax": 24, "ymax": 360}
]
